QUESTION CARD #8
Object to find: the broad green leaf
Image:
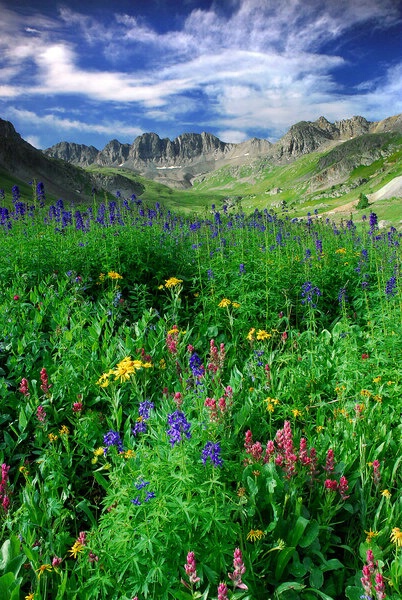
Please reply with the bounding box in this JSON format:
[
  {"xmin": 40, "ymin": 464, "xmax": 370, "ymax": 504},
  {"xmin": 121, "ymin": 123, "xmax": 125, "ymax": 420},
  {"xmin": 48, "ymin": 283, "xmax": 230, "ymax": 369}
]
[
  {"xmin": 274, "ymin": 546, "xmax": 296, "ymax": 580},
  {"xmin": 275, "ymin": 581, "xmax": 306, "ymax": 595}
]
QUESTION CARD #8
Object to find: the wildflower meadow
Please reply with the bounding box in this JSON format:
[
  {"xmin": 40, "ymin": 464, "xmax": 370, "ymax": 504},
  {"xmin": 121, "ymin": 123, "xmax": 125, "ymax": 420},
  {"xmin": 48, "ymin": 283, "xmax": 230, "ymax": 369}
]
[{"xmin": 0, "ymin": 184, "xmax": 401, "ymax": 600}]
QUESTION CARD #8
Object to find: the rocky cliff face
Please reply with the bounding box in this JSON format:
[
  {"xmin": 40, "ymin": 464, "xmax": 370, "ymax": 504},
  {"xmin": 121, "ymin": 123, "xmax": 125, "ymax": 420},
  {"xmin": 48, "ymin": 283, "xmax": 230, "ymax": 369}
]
[
  {"xmin": 0, "ymin": 118, "xmax": 141, "ymax": 202},
  {"xmin": 41, "ymin": 112, "xmax": 402, "ymax": 188}
]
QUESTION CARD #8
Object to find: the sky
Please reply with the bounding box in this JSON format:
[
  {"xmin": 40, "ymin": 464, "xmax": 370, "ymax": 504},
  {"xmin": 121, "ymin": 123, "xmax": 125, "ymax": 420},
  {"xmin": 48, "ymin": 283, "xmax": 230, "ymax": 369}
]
[{"xmin": 0, "ymin": 0, "xmax": 401, "ymax": 150}]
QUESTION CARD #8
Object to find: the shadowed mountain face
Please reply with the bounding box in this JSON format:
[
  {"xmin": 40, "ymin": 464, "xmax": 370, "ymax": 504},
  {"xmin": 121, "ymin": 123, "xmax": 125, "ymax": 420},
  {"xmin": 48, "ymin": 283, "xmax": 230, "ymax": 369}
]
[
  {"xmin": 0, "ymin": 119, "xmax": 143, "ymax": 202},
  {"xmin": 42, "ymin": 114, "xmax": 402, "ymax": 189}
]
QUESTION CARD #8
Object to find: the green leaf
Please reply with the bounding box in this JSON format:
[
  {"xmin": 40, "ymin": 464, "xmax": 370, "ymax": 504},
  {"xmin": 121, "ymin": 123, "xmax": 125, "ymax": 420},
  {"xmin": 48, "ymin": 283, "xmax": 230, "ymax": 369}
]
[
  {"xmin": 309, "ymin": 567, "xmax": 324, "ymax": 589},
  {"xmin": 274, "ymin": 547, "xmax": 296, "ymax": 580},
  {"xmin": 321, "ymin": 558, "xmax": 344, "ymax": 572},
  {"xmin": 305, "ymin": 589, "xmax": 335, "ymax": 600},
  {"xmin": 345, "ymin": 586, "xmax": 363, "ymax": 600},
  {"xmin": 289, "ymin": 516, "xmax": 309, "ymax": 547},
  {"xmin": 275, "ymin": 581, "xmax": 306, "ymax": 596},
  {"xmin": 299, "ymin": 519, "xmax": 319, "ymax": 548}
]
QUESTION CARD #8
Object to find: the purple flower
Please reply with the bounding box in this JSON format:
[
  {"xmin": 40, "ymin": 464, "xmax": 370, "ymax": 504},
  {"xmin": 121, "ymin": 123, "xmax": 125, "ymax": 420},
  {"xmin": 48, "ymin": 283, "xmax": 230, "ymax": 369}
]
[
  {"xmin": 301, "ymin": 281, "xmax": 321, "ymax": 308},
  {"xmin": 369, "ymin": 212, "xmax": 378, "ymax": 231},
  {"xmin": 385, "ymin": 276, "xmax": 397, "ymax": 297},
  {"xmin": 144, "ymin": 491, "xmax": 156, "ymax": 502},
  {"xmin": 103, "ymin": 430, "xmax": 123, "ymax": 453},
  {"xmin": 239, "ymin": 263, "xmax": 245, "ymax": 274},
  {"xmin": 138, "ymin": 401, "xmax": 154, "ymax": 419},
  {"xmin": 201, "ymin": 441, "xmax": 223, "ymax": 467},
  {"xmin": 338, "ymin": 287, "xmax": 348, "ymax": 304},
  {"xmin": 135, "ymin": 478, "xmax": 150, "ymax": 490},
  {"xmin": 131, "ymin": 496, "xmax": 141, "ymax": 505},
  {"xmin": 189, "ymin": 353, "xmax": 204, "ymax": 378},
  {"xmin": 132, "ymin": 420, "xmax": 147, "ymax": 436},
  {"xmin": 167, "ymin": 410, "xmax": 191, "ymax": 447}
]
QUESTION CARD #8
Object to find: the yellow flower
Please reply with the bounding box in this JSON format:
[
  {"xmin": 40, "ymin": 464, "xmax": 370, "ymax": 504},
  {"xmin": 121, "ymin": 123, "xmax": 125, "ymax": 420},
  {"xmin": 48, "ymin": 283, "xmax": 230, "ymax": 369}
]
[
  {"xmin": 373, "ymin": 395, "xmax": 382, "ymax": 403},
  {"xmin": 247, "ymin": 328, "xmax": 255, "ymax": 341},
  {"xmin": 237, "ymin": 487, "xmax": 246, "ymax": 497},
  {"xmin": 107, "ymin": 271, "xmax": 123, "ymax": 279},
  {"xmin": 113, "ymin": 357, "xmax": 142, "ymax": 382},
  {"xmin": 98, "ymin": 273, "xmax": 105, "ymax": 282},
  {"xmin": 25, "ymin": 594, "xmax": 35, "ymax": 600},
  {"xmin": 159, "ymin": 359, "xmax": 166, "ymax": 370},
  {"xmin": 123, "ymin": 449, "xmax": 135, "ymax": 459},
  {"xmin": 316, "ymin": 425, "xmax": 325, "ymax": 433},
  {"xmin": 19, "ymin": 465, "xmax": 29, "ymax": 477},
  {"xmin": 335, "ymin": 248, "xmax": 347, "ymax": 254},
  {"xmin": 292, "ymin": 409, "xmax": 302, "ymax": 418},
  {"xmin": 381, "ymin": 489, "xmax": 391, "ymax": 499},
  {"xmin": 218, "ymin": 298, "xmax": 231, "ymax": 308},
  {"xmin": 365, "ymin": 529, "xmax": 379, "ymax": 543},
  {"xmin": 387, "ymin": 381, "xmax": 395, "ymax": 385},
  {"xmin": 360, "ymin": 389, "xmax": 372, "ymax": 397},
  {"xmin": 247, "ymin": 529, "xmax": 265, "ymax": 542},
  {"xmin": 69, "ymin": 541, "xmax": 84, "ymax": 558},
  {"xmin": 35, "ymin": 564, "xmax": 52, "ymax": 578},
  {"xmin": 168, "ymin": 327, "xmax": 179, "ymax": 335},
  {"xmin": 256, "ymin": 329, "xmax": 271, "ymax": 341},
  {"xmin": 373, "ymin": 376, "xmax": 381, "ymax": 384},
  {"xmin": 142, "ymin": 362, "xmax": 153, "ymax": 369},
  {"xmin": 266, "ymin": 402, "xmax": 275, "ymax": 413},
  {"xmin": 48, "ymin": 433, "xmax": 58, "ymax": 442},
  {"xmin": 232, "ymin": 302, "xmax": 241, "ymax": 309},
  {"xmin": 390, "ymin": 527, "xmax": 402, "ymax": 547},
  {"xmin": 164, "ymin": 277, "xmax": 183, "ymax": 288},
  {"xmin": 59, "ymin": 425, "xmax": 70, "ymax": 436},
  {"xmin": 96, "ymin": 370, "xmax": 114, "ymax": 387},
  {"xmin": 94, "ymin": 447, "xmax": 104, "ymax": 457}
]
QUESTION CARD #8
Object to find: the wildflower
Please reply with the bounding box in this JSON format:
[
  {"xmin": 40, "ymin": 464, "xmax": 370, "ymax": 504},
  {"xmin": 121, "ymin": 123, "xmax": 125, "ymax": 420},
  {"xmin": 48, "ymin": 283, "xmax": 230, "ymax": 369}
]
[
  {"xmin": 113, "ymin": 356, "xmax": 141, "ymax": 382},
  {"xmin": 132, "ymin": 418, "xmax": 147, "ymax": 437},
  {"xmin": 123, "ymin": 449, "xmax": 135, "ymax": 459},
  {"xmin": 247, "ymin": 328, "xmax": 255, "ymax": 341},
  {"xmin": 131, "ymin": 496, "xmax": 141, "ymax": 505},
  {"xmin": 201, "ymin": 441, "xmax": 223, "ymax": 467},
  {"xmin": 167, "ymin": 411, "xmax": 191, "ymax": 447},
  {"xmin": 256, "ymin": 329, "xmax": 271, "ymax": 341},
  {"xmin": 103, "ymin": 430, "xmax": 123, "ymax": 453},
  {"xmin": 324, "ymin": 479, "xmax": 338, "ymax": 492},
  {"xmin": 135, "ymin": 478, "xmax": 150, "ymax": 490},
  {"xmin": 228, "ymin": 547, "xmax": 248, "ymax": 590},
  {"xmin": 385, "ymin": 275, "xmax": 397, "ymax": 297},
  {"xmin": 144, "ymin": 491, "xmax": 156, "ymax": 502},
  {"xmin": 217, "ymin": 583, "xmax": 228, "ymax": 600},
  {"xmin": 189, "ymin": 352, "xmax": 204, "ymax": 378},
  {"xmin": 339, "ymin": 475, "xmax": 350, "ymax": 500},
  {"xmin": 72, "ymin": 401, "xmax": 83, "ymax": 413},
  {"xmin": 232, "ymin": 301, "xmax": 241, "ymax": 308},
  {"xmin": 36, "ymin": 405, "xmax": 46, "ymax": 423},
  {"xmin": 25, "ymin": 594, "xmax": 35, "ymax": 600},
  {"xmin": 138, "ymin": 401, "xmax": 154, "ymax": 420},
  {"xmin": 48, "ymin": 433, "xmax": 58, "ymax": 442},
  {"xmin": 0, "ymin": 463, "xmax": 11, "ymax": 512},
  {"xmin": 218, "ymin": 298, "xmax": 231, "ymax": 308},
  {"xmin": 390, "ymin": 527, "xmax": 402, "ymax": 547},
  {"xmin": 324, "ymin": 449, "xmax": 335, "ymax": 473},
  {"xmin": 373, "ymin": 376, "xmax": 381, "ymax": 384},
  {"xmin": 69, "ymin": 541, "xmax": 84, "ymax": 558},
  {"xmin": 237, "ymin": 487, "xmax": 246, "ymax": 497},
  {"xmin": 361, "ymin": 353, "xmax": 369, "ymax": 359},
  {"xmin": 19, "ymin": 465, "xmax": 29, "ymax": 478},
  {"xmin": 301, "ymin": 281, "xmax": 321, "ymax": 307},
  {"xmin": 184, "ymin": 551, "xmax": 200, "ymax": 585},
  {"xmin": 59, "ymin": 425, "xmax": 70, "ymax": 436},
  {"xmin": 247, "ymin": 529, "xmax": 265, "ymax": 542},
  {"xmin": 107, "ymin": 271, "xmax": 123, "ymax": 279},
  {"xmin": 375, "ymin": 572, "xmax": 386, "ymax": 600},
  {"xmin": 381, "ymin": 489, "xmax": 391, "ymax": 499},
  {"xmin": 19, "ymin": 378, "xmax": 30, "ymax": 397},
  {"xmin": 96, "ymin": 371, "xmax": 112, "ymax": 387},
  {"xmin": 88, "ymin": 552, "xmax": 99, "ymax": 563},
  {"xmin": 40, "ymin": 368, "xmax": 51, "ymax": 394},
  {"xmin": 165, "ymin": 277, "xmax": 183, "ymax": 288},
  {"xmin": 372, "ymin": 460, "xmax": 381, "ymax": 486},
  {"xmin": 292, "ymin": 409, "xmax": 302, "ymax": 418},
  {"xmin": 35, "ymin": 564, "xmax": 52, "ymax": 578},
  {"xmin": 52, "ymin": 556, "xmax": 62, "ymax": 567},
  {"xmin": 365, "ymin": 529, "xmax": 379, "ymax": 543}
]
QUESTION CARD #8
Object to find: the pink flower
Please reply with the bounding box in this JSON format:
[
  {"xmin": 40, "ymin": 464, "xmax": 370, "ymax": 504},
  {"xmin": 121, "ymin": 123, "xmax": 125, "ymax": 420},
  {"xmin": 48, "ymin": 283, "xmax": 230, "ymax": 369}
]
[
  {"xmin": 324, "ymin": 448, "xmax": 335, "ymax": 473},
  {"xmin": 40, "ymin": 367, "xmax": 51, "ymax": 394},
  {"xmin": 372, "ymin": 460, "xmax": 381, "ymax": 486},
  {"xmin": 52, "ymin": 556, "xmax": 62, "ymax": 567},
  {"xmin": 375, "ymin": 571, "xmax": 386, "ymax": 599},
  {"xmin": 338, "ymin": 475, "xmax": 349, "ymax": 500},
  {"xmin": 228, "ymin": 547, "xmax": 248, "ymax": 590},
  {"xmin": 72, "ymin": 402, "xmax": 83, "ymax": 413},
  {"xmin": 13, "ymin": 295, "xmax": 20, "ymax": 300},
  {"xmin": 36, "ymin": 405, "xmax": 46, "ymax": 423},
  {"xmin": 217, "ymin": 582, "xmax": 228, "ymax": 600},
  {"xmin": 184, "ymin": 551, "xmax": 200, "ymax": 585},
  {"xmin": 324, "ymin": 479, "xmax": 338, "ymax": 491},
  {"xmin": 361, "ymin": 353, "xmax": 369, "ymax": 359},
  {"xmin": 19, "ymin": 378, "xmax": 30, "ymax": 397}
]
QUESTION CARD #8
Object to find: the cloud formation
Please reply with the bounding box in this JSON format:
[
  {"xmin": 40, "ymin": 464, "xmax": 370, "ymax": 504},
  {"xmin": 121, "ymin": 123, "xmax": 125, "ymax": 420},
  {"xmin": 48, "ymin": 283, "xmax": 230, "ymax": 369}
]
[{"xmin": 0, "ymin": 0, "xmax": 401, "ymax": 147}]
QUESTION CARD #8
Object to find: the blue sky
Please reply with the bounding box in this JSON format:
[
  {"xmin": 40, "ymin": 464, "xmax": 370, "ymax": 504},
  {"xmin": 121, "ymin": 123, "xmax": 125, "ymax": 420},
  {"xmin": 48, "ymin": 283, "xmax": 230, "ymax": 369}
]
[{"xmin": 0, "ymin": 0, "xmax": 401, "ymax": 150}]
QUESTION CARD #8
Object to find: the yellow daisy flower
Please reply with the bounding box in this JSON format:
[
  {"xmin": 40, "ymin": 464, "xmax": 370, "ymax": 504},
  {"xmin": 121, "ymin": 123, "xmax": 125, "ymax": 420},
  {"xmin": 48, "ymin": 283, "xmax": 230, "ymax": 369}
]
[
  {"xmin": 246, "ymin": 529, "xmax": 265, "ymax": 542},
  {"xmin": 390, "ymin": 527, "xmax": 402, "ymax": 547}
]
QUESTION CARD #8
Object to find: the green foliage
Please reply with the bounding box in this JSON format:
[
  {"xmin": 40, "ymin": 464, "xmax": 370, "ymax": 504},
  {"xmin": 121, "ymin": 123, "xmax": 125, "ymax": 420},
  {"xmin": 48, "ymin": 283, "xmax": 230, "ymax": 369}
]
[{"xmin": 0, "ymin": 191, "xmax": 401, "ymax": 599}]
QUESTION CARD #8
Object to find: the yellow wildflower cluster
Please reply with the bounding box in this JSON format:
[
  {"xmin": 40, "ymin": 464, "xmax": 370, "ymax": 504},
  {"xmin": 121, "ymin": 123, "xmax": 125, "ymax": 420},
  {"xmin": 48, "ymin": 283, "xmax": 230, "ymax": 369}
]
[
  {"xmin": 59, "ymin": 425, "xmax": 70, "ymax": 436},
  {"xmin": 69, "ymin": 541, "xmax": 85, "ymax": 558},
  {"xmin": 373, "ymin": 376, "xmax": 381, "ymax": 384},
  {"xmin": 218, "ymin": 298, "xmax": 231, "ymax": 308},
  {"xmin": 365, "ymin": 529, "xmax": 379, "ymax": 543},
  {"xmin": 48, "ymin": 433, "xmax": 58, "ymax": 442},
  {"xmin": 381, "ymin": 489, "xmax": 391, "ymax": 499},
  {"xmin": 247, "ymin": 328, "xmax": 272, "ymax": 342},
  {"xmin": 335, "ymin": 248, "xmax": 347, "ymax": 254},
  {"xmin": 264, "ymin": 397, "xmax": 280, "ymax": 413},
  {"xmin": 96, "ymin": 356, "xmax": 153, "ymax": 387},
  {"xmin": 390, "ymin": 527, "xmax": 402, "ymax": 547},
  {"xmin": 164, "ymin": 277, "xmax": 183, "ymax": 288},
  {"xmin": 92, "ymin": 447, "xmax": 105, "ymax": 464},
  {"xmin": 108, "ymin": 271, "xmax": 123, "ymax": 280},
  {"xmin": 246, "ymin": 529, "xmax": 265, "ymax": 542}
]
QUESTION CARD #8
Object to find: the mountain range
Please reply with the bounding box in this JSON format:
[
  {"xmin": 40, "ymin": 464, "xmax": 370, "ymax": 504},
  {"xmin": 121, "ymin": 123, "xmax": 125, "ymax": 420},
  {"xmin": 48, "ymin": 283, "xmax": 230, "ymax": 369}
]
[
  {"xmin": 0, "ymin": 113, "xmax": 401, "ymax": 210},
  {"xmin": 43, "ymin": 114, "xmax": 402, "ymax": 190}
]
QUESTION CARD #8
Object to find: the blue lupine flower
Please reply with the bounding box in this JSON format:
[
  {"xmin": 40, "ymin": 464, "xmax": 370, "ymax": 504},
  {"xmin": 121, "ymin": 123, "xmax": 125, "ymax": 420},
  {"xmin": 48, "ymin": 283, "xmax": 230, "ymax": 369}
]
[
  {"xmin": 338, "ymin": 287, "xmax": 348, "ymax": 304},
  {"xmin": 144, "ymin": 491, "xmax": 156, "ymax": 502},
  {"xmin": 132, "ymin": 420, "xmax": 147, "ymax": 436},
  {"xmin": 201, "ymin": 441, "xmax": 223, "ymax": 467},
  {"xmin": 131, "ymin": 496, "xmax": 141, "ymax": 505},
  {"xmin": 239, "ymin": 263, "xmax": 245, "ymax": 274},
  {"xmin": 138, "ymin": 401, "xmax": 154, "ymax": 420},
  {"xmin": 369, "ymin": 212, "xmax": 378, "ymax": 231},
  {"xmin": 103, "ymin": 430, "xmax": 123, "ymax": 453},
  {"xmin": 301, "ymin": 281, "xmax": 321, "ymax": 308},
  {"xmin": 385, "ymin": 276, "xmax": 397, "ymax": 297},
  {"xmin": 167, "ymin": 410, "xmax": 191, "ymax": 447},
  {"xmin": 189, "ymin": 353, "xmax": 204, "ymax": 378},
  {"xmin": 135, "ymin": 478, "xmax": 150, "ymax": 490}
]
